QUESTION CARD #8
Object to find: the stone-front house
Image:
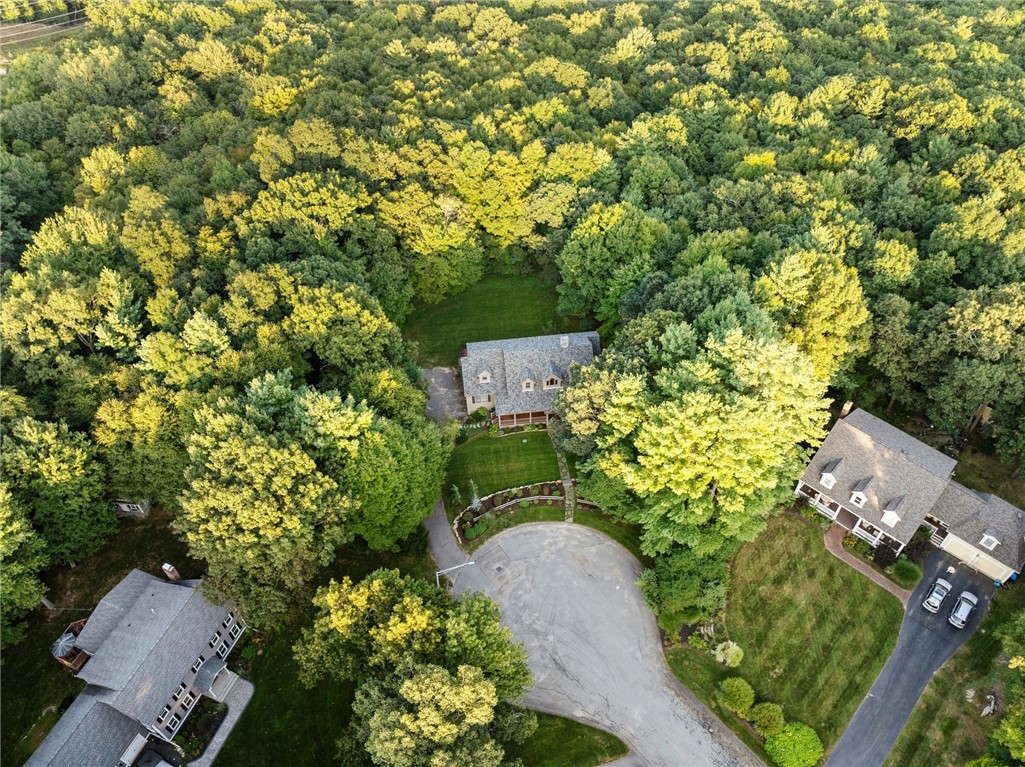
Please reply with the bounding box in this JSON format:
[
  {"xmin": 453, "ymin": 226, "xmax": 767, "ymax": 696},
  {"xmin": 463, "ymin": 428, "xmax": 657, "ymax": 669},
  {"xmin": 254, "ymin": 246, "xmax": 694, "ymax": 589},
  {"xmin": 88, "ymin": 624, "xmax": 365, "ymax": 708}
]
[
  {"xmin": 460, "ymin": 332, "xmax": 600, "ymax": 428},
  {"xmin": 796, "ymin": 408, "xmax": 1025, "ymax": 583},
  {"xmin": 29, "ymin": 569, "xmax": 248, "ymax": 767}
]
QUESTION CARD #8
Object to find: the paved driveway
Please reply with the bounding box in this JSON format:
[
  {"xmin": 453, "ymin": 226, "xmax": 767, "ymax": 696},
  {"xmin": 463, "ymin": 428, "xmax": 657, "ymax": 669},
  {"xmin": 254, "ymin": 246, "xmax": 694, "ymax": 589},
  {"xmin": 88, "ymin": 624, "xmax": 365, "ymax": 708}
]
[
  {"xmin": 425, "ymin": 505, "xmax": 763, "ymax": 767},
  {"xmin": 423, "ymin": 367, "xmax": 466, "ymax": 424},
  {"xmin": 825, "ymin": 548, "xmax": 995, "ymax": 767}
]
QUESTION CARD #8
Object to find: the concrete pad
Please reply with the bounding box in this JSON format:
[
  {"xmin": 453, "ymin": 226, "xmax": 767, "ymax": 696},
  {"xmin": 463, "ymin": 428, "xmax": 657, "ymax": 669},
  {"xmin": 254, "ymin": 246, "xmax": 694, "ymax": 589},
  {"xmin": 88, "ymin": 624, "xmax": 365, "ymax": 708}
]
[{"xmin": 432, "ymin": 519, "xmax": 763, "ymax": 767}]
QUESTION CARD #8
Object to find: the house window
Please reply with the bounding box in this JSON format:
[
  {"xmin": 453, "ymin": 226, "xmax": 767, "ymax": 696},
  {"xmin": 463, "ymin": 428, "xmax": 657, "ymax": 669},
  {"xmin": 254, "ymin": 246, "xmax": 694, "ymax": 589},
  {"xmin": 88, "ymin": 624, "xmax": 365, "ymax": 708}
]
[
  {"xmin": 470, "ymin": 394, "xmax": 492, "ymax": 405},
  {"xmin": 169, "ymin": 714, "xmax": 182, "ymax": 730},
  {"xmin": 159, "ymin": 705, "xmax": 171, "ymax": 722},
  {"xmin": 230, "ymin": 624, "xmax": 242, "ymax": 639},
  {"xmin": 980, "ymin": 534, "xmax": 999, "ymax": 550},
  {"xmin": 543, "ymin": 376, "xmax": 561, "ymax": 390},
  {"xmin": 191, "ymin": 656, "xmax": 204, "ymax": 674},
  {"xmin": 478, "ymin": 371, "xmax": 491, "ymax": 384},
  {"xmin": 217, "ymin": 641, "xmax": 229, "ymax": 659},
  {"xmin": 209, "ymin": 631, "xmax": 220, "ymax": 647},
  {"xmin": 850, "ymin": 492, "xmax": 867, "ymax": 508},
  {"xmin": 173, "ymin": 684, "xmax": 186, "ymax": 700},
  {"xmin": 820, "ymin": 473, "xmax": 836, "ymax": 490},
  {"xmin": 183, "ymin": 693, "xmax": 196, "ymax": 709},
  {"xmin": 222, "ymin": 615, "xmax": 232, "ymax": 628},
  {"xmin": 522, "ymin": 380, "xmax": 534, "ymax": 392},
  {"xmin": 881, "ymin": 510, "xmax": 900, "ymax": 528}
]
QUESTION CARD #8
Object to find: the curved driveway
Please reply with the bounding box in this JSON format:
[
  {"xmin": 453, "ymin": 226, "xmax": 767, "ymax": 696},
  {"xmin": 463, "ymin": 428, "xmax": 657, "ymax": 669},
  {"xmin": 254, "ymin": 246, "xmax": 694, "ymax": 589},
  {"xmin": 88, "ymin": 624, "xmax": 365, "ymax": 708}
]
[{"xmin": 425, "ymin": 504, "xmax": 763, "ymax": 767}]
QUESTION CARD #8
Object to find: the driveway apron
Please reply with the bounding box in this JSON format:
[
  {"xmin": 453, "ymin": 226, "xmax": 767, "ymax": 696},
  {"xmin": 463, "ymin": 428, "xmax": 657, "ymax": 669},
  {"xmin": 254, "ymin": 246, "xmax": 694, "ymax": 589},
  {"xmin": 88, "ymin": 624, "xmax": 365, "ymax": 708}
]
[{"xmin": 825, "ymin": 548, "xmax": 996, "ymax": 767}]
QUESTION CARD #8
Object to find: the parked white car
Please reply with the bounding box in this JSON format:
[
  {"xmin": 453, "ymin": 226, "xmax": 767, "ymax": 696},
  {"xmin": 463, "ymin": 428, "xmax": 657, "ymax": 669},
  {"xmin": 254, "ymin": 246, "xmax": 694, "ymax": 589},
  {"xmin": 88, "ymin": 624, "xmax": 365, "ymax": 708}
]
[
  {"xmin": 922, "ymin": 578, "xmax": 952, "ymax": 613},
  {"xmin": 948, "ymin": 591, "xmax": 978, "ymax": 629}
]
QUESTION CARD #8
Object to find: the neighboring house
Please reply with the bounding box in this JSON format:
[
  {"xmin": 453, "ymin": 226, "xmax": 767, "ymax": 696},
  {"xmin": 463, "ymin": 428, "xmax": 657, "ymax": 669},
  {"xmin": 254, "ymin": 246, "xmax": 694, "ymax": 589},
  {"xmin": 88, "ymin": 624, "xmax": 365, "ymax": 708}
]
[
  {"xmin": 796, "ymin": 408, "xmax": 1025, "ymax": 583},
  {"xmin": 460, "ymin": 331, "xmax": 600, "ymax": 427},
  {"xmin": 29, "ymin": 569, "xmax": 247, "ymax": 767}
]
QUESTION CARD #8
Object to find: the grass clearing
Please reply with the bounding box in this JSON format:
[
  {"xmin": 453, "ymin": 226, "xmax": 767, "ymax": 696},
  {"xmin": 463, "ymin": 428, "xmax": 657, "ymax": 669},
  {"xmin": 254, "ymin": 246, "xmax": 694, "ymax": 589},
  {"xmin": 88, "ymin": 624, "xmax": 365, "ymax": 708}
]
[
  {"xmin": 447, "ymin": 431, "xmax": 561, "ymax": 501},
  {"xmin": 506, "ymin": 712, "xmax": 628, "ymax": 767},
  {"xmin": 885, "ymin": 581, "xmax": 1025, "ymax": 767},
  {"xmin": 667, "ymin": 515, "xmax": 903, "ymax": 758},
  {"xmin": 402, "ymin": 275, "xmax": 590, "ymax": 367},
  {"xmin": 463, "ymin": 505, "xmax": 565, "ymax": 553}
]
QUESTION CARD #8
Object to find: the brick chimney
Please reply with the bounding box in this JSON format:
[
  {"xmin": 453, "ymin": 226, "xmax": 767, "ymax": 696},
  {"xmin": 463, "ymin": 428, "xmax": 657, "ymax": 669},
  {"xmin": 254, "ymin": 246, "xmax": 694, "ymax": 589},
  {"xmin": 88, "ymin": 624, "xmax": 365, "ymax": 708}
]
[
  {"xmin": 162, "ymin": 563, "xmax": 182, "ymax": 583},
  {"xmin": 839, "ymin": 400, "xmax": 854, "ymax": 419}
]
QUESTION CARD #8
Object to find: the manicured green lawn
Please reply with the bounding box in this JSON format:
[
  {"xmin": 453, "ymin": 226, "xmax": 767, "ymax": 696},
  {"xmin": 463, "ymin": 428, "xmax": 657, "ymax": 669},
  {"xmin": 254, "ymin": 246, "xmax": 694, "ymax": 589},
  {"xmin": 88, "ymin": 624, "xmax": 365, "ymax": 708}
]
[
  {"xmin": 667, "ymin": 515, "xmax": 904, "ymax": 757},
  {"xmin": 506, "ymin": 712, "xmax": 628, "ymax": 767},
  {"xmin": 885, "ymin": 581, "xmax": 1025, "ymax": 767},
  {"xmin": 402, "ymin": 275, "xmax": 590, "ymax": 367},
  {"xmin": 447, "ymin": 431, "xmax": 561, "ymax": 501},
  {"xmin": 1, "ymin": 508, "xmax": 202, "ymax": 767},
  {"xmin": 573, "ymin": 507, "xmax": 650, "ymax": 566}
]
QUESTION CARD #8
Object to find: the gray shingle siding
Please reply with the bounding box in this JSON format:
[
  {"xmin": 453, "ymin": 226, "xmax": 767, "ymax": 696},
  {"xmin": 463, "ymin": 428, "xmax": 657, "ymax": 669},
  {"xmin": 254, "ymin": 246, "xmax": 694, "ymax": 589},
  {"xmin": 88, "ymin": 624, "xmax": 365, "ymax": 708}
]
[{"xmin": 461, "ymin": 332, "xmax": 599, "ymax": 417}]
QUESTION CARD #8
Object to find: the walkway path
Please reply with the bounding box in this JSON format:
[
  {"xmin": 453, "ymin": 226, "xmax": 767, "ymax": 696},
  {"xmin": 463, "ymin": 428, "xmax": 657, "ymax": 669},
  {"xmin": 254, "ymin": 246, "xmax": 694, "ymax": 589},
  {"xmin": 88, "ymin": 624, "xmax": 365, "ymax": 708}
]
[
  {"xmin": 191, "ymin": 678, "xmax": 255, "ymax": 767},
  {"xmin": 423, "ymin": 506, "xmax": 764, "ymax": 767},
  {"xmin": 551, "ymin": 438, "xmax": 576, "ymax": 522},
  {"xmin": 823, "ymin": 524, "xmax": 912, "ymax": 606}
]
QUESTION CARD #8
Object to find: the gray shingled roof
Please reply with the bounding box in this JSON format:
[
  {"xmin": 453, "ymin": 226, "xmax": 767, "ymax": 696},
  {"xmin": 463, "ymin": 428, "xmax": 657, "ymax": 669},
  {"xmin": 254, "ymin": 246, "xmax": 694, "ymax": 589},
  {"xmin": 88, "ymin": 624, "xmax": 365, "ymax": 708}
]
[
  {"xmin": 935, "ymin": 483, "xmax": 1025, "ymax": 570},
  {"xmin": 195, "ymin": 657, "xmax": 227, "ymax": 694},
  {"xmin": 24, "ymin": 694, "xmax": 146, "ymax": 767},
  {"xmin": 29, "ymin": 570, "xmax": 237, "ymax": 767},
  {"xmin": 461, "ymin": 332, "xmax": 600, "ymax": 416},
  {"xmin": 74, "ymin": 569, "xmax": 158, "ymax": 654},
  {"xmin": 799, "ymin": 411, "xmax": 954, "ymax": 544}
]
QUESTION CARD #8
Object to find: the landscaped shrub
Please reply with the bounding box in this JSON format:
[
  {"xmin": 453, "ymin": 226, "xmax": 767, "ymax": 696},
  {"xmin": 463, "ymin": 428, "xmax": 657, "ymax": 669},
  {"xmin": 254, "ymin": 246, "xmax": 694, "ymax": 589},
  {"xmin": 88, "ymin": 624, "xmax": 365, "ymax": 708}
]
[
  {"xmin": 873, "ymin": 545, "xmax": 898, "ymax": 568},
  {"xmin": 518, "ymin": 500, "xmax": 530, "ymax": 509},
  {"xmin": 765, "ymin": 722, "xmax": 824, "ymax": 767},
  {"xmin": 713, "ymin": 640, "xmax": 744, "ymax": 668},
  {"xmin": 717, "ymin": 677, "xmax": 755, "ymax": 719},
  {"xmin": 853, "ymin": 538, "xmax": 873, "ymax": 557},
  {"xmin": 469, "ymin": 406, "xmax": 490, "ymax": 424},
  {"xmin": 464, "ymin": 521, "xmax": 488, "ymax": 540},
  {"xmin": 687, "ymin": 634, "xmax": 709, "ymax": 652},
  {"xmin": 751, "ymin": 702, "xmax": 785, "ymax": 738},
  {"xmin": 890, "ymin": 557, "xmax": 923, "ymax": 588},
  {"xmin": 902, "ymin": 526, "xmax": 934, "ymax": 565}
]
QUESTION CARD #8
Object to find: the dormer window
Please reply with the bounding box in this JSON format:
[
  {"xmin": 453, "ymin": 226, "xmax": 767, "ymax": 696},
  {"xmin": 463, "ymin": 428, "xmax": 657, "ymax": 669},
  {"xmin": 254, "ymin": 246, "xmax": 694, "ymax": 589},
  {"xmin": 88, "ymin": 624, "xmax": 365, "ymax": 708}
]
[
  {"xmin": 522, "ymin": 380, "xmax": 534, "ymax": 392},
  {"xmin": 821, "ymin": 473, "xmax": 836, "ymax": 490},
  {"xmin": 478, "ymin": 371, "xmax": 491, "ymax": 384},
  {"xmin": 543, "ymin": 376, "xmax": 561, "ymax": 390},
  {"xmin": 850, "ymin": 492, "xmax": 867, "ymax": 508},
  {"xmin": 820, "ymin": 458, "xmax": 842, "ymax": 490},
  {"xmin": 980, "ymin": 534, "xmax": 999, "ymax": 550},
  {"xmin": 881, "ymin": 510, "xmax": 900, "ymax": 527}
]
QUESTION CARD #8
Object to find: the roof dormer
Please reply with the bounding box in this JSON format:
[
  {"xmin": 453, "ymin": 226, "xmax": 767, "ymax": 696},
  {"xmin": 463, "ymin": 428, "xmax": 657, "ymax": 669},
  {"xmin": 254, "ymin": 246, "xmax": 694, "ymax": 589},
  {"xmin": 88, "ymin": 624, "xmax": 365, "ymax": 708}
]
[
  {"xmin": 820, "ymin": 458, "xmax": 842, "ymax": 490},
  {"xmin": 980, "ymin": 530, "xmax": 1000, "ymax": 550},
  {"xmin": 881, "ymin": 497, "xmax": 903, "ymax": 528},
  {"xmin": 478, "ymin": 371, "xmax": 491, "ymax": 384},
  {"xmin": 850, "ymin": 476, "xmax": 874, "ymax": 509},
  {"xmin": 522, "ymin": 379, "xmax": 534, "ymax": 392}
]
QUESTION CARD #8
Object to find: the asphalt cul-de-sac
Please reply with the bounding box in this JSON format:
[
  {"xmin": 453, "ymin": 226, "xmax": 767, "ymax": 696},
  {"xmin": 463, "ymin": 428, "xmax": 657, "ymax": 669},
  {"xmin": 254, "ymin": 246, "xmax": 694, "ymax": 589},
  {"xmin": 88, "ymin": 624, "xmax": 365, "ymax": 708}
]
[
  {"xmin": 825, "ymin": 547, "xmax": 996, "ymax": 767},
  {"xmin": 425, "ymin": 506, "xmax": 764, "ymax": 767}
]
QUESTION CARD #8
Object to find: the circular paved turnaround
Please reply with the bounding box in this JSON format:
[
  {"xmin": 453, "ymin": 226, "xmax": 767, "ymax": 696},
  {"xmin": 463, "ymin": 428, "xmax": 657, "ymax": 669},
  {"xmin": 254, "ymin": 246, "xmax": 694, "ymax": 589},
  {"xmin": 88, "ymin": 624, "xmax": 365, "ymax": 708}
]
[{"xmin": 445, "ymin": 523, "xmax": 762, "ymax": 767}]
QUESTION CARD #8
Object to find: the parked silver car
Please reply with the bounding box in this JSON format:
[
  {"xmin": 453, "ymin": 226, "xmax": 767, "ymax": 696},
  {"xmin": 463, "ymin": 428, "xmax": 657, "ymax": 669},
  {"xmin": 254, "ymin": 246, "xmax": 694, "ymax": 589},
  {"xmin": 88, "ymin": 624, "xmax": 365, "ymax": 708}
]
[
  {"xmin": 922, "ymin": 578, "xmax": 952, "ymax": 613},
  {"xmin": 948, "ymin": 591, "xmax": 978, "ymax": 629}
]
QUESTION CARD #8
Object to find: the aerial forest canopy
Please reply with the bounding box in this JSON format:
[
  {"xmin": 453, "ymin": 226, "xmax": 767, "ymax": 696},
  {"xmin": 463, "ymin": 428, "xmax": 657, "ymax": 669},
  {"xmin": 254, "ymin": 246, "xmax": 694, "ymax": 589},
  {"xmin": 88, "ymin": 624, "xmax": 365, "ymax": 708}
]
[{"xmin": 2, "ymin": 0, "xmax": 1025, "ymax": 636}]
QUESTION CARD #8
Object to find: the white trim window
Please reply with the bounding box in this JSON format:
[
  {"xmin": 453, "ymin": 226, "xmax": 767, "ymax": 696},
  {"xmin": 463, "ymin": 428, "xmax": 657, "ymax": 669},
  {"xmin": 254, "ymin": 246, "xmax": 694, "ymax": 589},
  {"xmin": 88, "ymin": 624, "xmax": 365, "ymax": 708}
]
[
  {"xmin": 543, "ymin": 376, "xmax": 561, "ymax": 390},
  {"xmin": 478, "ymin": 371, "xmax": 491, "ymax": 384},
  {"xmin": 850, "ymin": 491, "xmax": 867, "ymax": 508},
  {"xmin": 820, "ymin": 473, "xmax": 836, "ymax": 490},
  {"xmin": 182, "ymin": 693, "xmax": 196, "ymax": 709},
  {"xmin": 217, "ymin": 641, "xmax": 229, "ymax": 659},
  {"xmin": 980, "ymin": 534, "xmax": 999, "ymax": 550},
  {"xmin": 522, "ymin": 380, "xmax": 534, "ymax": 392},
  {"xmin": 230, "ymin": 624, "xmax": 243, "ymax": 639},
  {"xmin": 209, "ymin": 632, "xmax": 220, "ymax": 647},
  {"xmin": 881, "ymin": 510, "xmax": 900, "ymax": 527},
  {"xmin": 191, "ymin": 656, "xmax": 205, "ymax": 674},
  {"xmin": 172, "ymin": 684, "xmax": 186, "ymax": 700},
  {"xmin": 159, "ymin": 705, "xmax": 171, "ymax": 722}
]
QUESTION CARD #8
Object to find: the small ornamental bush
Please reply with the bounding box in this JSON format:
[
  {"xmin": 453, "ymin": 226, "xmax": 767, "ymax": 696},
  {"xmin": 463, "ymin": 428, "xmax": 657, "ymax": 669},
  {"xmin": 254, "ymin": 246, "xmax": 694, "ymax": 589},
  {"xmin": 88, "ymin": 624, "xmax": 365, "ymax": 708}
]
[
  {"xmin": 873, "ymin": 545, "xmax": 898, "ymax": 568},
  {"xmin": 717, "ymin": 677, "xmax": 755, "ymax": 719},
  {"xmin": 765, "ymin": 722, "xmax": 824, "ymax": 767},
  {"xmin": 891, "ymin": 557, "xmax": 923, "ymax": 588},
  {"xmin": 751, "ymin": 702, "xmax": 785, "ymax": 738},
  {"xmin": 714, "ymin": 640, "xmax": 744, "ymax": 668},
  {"xmin": 464, "ymin": 521, "xmax": 488, "ymax": 540},
  {"xmin": 687, "ymin": 634, "xmax": 709, "ymax": 652}
]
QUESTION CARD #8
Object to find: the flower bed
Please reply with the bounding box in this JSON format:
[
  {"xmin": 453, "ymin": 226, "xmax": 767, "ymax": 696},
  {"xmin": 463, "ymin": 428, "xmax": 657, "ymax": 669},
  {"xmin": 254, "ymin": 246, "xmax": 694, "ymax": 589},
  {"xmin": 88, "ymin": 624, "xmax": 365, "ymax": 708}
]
[{"xmin": 455, "ymin": 480, "xmax": 572, "ymax": 542}]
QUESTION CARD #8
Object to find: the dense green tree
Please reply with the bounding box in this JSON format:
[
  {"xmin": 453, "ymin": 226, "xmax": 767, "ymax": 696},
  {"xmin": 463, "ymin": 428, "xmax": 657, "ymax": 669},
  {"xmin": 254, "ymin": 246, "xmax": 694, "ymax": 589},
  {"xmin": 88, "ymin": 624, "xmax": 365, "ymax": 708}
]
[
  {"xmin": 0, "ymin": 483, "xmax": 50, "ymax": 649},
  {"xmin": 1, "ymin": 417, "xmax": 112, "ymax": 565}
]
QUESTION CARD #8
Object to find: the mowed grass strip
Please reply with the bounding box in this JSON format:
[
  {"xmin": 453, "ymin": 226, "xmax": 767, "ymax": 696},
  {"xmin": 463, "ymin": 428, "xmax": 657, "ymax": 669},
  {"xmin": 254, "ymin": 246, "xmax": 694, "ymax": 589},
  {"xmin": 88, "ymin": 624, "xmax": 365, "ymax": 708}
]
[
  {"xmin": 506, "ymin": 712, "xmax": 629, "ymax": 767},
  {"xmin": 728, "ymin": 516, "xmax": 903, "ymax": 748},
  {"xmin": 402, "ymin": 275, "xmax": 590, "ymax": 367},
  {"xmin": 447, "ymin": 431, "xmax": 561, "ymax": 499},
  {"xmin": 667, "ymin": 515, "xmax": 902, "ymax": 757},
  {"xmin": 885, "ymin": 579, "xmax": 1025, "ymax": 767}
]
